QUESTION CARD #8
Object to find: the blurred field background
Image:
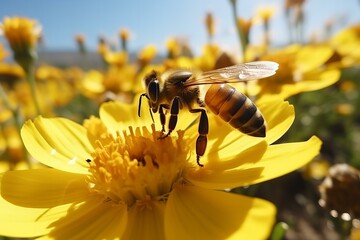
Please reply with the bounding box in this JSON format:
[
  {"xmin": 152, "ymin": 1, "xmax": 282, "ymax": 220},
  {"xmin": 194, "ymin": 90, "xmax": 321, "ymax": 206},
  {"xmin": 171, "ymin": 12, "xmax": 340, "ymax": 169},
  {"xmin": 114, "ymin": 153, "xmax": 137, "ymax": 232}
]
[{"xmin": 1, "ymin": 0, "xmax": 360, "ymax": 239}]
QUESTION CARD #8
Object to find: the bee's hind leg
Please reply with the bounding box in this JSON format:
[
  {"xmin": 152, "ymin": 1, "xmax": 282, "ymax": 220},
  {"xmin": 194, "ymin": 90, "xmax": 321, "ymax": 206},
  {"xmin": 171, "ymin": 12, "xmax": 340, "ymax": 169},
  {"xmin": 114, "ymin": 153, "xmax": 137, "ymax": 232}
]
[{"xmin": 189, "ymin": 108, "xmax": 208, "ymax": 167}]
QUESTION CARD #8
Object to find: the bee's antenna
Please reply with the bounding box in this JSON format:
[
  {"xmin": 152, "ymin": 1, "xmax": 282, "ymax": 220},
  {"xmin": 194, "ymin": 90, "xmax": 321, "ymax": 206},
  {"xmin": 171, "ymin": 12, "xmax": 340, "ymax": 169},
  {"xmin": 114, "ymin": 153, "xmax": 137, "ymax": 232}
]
[
  {"xmin": 138, "ymin": 93, "xmax": 155, "ymax": 123},
  {"xmin": 138, "ymin": 93, "xmax": 147, "ymax": 117}
]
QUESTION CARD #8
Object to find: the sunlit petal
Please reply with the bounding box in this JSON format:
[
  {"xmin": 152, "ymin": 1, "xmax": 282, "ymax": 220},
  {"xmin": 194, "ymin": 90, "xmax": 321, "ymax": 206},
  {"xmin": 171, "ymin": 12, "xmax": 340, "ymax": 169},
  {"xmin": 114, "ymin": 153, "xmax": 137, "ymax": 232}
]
[
  {"xmin": 248, "ymin": 136, "xmax": 322, "ymax": 185},
  {"xmin": 0, "ymin": 174, "xmax": 73, "ymax": 238},
  {"xmin": 47, "ymin": 197, "xmax": 127, "ymax": 240},
  {"xmin": 21, "ymin": 117, "xmax": 93, "ymax": 174},
  {"xmin": 165, "ymin": 185, "xmax": 276, "ymax": 240},
  {"xmin": 1, "ymin": 169, "xmax": 88, "ymax": 208},
  {"xmin": 187, "ymin": 136, "xmax": 321, "ymax": 189},
  {"xmin": 122, "ymin": 201, "xmax": 166, "ymax": 240},
  {"xmin": 295, "ymin": 45, "xmax": 333, "ymax": 72},
  {"xmin": 99, "ymin": 100, "xmax": 153, "ymax": 134}
]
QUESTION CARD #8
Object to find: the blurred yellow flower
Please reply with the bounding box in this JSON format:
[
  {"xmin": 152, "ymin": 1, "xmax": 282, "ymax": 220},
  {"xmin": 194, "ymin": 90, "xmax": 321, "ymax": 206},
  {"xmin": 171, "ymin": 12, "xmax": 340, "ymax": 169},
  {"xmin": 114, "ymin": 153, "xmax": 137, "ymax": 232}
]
[
  {"xmin": 104, "ymin": 51, "xmax": 128, "ymax": 67},
  {"xmin": 256, "ymin": 6, "xmax": 276, "ymax": 23},
  {"xmin": 119, "ymin": 28, "xmax": 130, "ymax": 52},
  {"xmin": 0, "ymin": 95, "xmax": 322, "ymax": 239},
  {"xmin": 119, "ymin": 28, "xmax": 130, "ymax": 41},
  {"xmin": 256, "ymin": 44, "xmax": 341, "ymax": 98},
  {"xmin": 137, "ymin": 44, "xmax": 157, "ymax": 68},
  {"xmin": 102, "ymin": 65, "xmax": 137, "ymax": 94},
  {"xmin": 166, "ymin": 38, "xmax": 181, "ymax": 58},
  {"xmin": 0, "ymin": 16, "xmax": 41, "ymax": 68},
  {"xmin": 237, "ymin": 17, "xmax": 253, "ymax": 45},
  {"xmin": 0, "ymin": 62, "xmax": 25, "ymax": 85},
  {"xmin": 78, "ymin": 70, "xmax": 105, "ymax": 99},
  {"xmin": 0, "ymin": 43, "xmax": 8, "ymax": 60},
  {"xmin": 303, "ymin": 158, "xmax": 330, "ymax": 180},
  {"xmin": 0, "ymin": 125, "xmax": 25, "ymax": 166},
  {"xmin": 336, "ymin": 103, "xmax": 354, "ymax": 116},
  {"xmin": 0, "ymin": 16, "xmax": 41, "ymax": 51},
  {"xmin": 205, "ymin": 12, "xmax": 215, "ymax": 41},
  {"xmin": 339, "ymin": 80, "xmax": 356, "ymax": 93},
  {"xmin": 331, "ymin": 24, "xmax": 360, "ymax": 66},
  {"xmin": 97, "ymin": 35, "xmax": 109, "ymax": 57},
  {"xmin": 74, "ymin": 33, "xmax": 86, "ymax": 54},
  {"xmin": 194, "ymin": 43, "xmax": 220, "ymax": 71}
]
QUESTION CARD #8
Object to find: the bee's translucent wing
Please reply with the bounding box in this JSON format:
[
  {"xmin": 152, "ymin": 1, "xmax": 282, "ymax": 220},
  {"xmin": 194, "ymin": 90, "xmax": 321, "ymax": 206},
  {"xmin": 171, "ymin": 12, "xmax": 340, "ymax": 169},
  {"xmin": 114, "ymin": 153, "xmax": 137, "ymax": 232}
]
[{"xmin": 183, "ymin": 61, "xmax": 279, "ymax": 87}]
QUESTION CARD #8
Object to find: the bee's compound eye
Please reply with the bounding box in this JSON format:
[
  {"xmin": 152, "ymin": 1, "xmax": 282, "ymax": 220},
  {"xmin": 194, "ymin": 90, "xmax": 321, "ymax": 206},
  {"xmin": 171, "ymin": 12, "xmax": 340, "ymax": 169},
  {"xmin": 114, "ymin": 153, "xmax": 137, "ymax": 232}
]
[{"xmin": 148, "ymin": 80, "xmax": 159, "ymax": 103}]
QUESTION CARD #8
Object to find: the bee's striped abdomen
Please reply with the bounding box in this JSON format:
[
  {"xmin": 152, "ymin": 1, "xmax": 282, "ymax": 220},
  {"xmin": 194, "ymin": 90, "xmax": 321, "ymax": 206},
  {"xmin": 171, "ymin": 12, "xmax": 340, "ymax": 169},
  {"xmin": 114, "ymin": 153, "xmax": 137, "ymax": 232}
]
[{"xmin": 204, "ymin": 84, "xmax": 266, "ymax": 137}]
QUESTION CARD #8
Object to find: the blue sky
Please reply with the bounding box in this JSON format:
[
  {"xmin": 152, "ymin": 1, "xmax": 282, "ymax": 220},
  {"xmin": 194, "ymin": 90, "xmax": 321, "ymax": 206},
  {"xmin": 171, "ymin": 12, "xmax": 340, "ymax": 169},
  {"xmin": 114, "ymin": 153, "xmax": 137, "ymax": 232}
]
[{"xmin": 1, "ymin": 0, "xmax": 359, "ymax": 55}]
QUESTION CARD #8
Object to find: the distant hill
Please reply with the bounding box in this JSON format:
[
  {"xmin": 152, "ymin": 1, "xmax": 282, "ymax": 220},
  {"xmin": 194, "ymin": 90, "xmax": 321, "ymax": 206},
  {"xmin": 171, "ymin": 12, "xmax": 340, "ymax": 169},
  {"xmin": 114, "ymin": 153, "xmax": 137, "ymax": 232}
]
[
  {"xmin": 6, "ymin": 49, "xmax": 164, "ymax": 70},
  {"xmin": 38, "ymin": 50, "xmax": 109, "ymax": 69}
]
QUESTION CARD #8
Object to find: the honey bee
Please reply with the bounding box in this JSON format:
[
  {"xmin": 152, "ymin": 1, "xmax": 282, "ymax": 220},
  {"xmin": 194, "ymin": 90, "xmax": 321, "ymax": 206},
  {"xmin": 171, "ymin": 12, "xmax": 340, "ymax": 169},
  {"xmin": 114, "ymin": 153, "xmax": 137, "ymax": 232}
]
[{"xmin": 138, "ymin": 61, "xmax": 279, "ymax": 167}]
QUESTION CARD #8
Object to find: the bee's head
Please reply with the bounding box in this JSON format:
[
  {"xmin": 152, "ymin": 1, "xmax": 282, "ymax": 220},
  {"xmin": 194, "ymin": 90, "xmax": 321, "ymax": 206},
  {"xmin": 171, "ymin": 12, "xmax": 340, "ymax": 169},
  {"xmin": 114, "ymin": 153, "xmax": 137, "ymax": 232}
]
[{"xmin": 144, "ymin": 70, "xmax": 160, "ymax": 112}]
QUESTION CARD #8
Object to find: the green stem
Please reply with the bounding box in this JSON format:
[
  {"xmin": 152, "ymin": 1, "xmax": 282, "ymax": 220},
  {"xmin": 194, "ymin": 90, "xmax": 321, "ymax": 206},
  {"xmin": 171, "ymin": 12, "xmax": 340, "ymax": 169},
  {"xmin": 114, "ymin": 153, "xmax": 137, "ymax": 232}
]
[
  {"xmin": 229, "ymin": 0, "xmax": 247, "ymax": 61},
  {"xmin": 24, "ymin": 64, "xmax": 42, "ymax": 116},
  {"xmin": 0, "ymin": 84, "xmax": 32, "ymax": 169}
]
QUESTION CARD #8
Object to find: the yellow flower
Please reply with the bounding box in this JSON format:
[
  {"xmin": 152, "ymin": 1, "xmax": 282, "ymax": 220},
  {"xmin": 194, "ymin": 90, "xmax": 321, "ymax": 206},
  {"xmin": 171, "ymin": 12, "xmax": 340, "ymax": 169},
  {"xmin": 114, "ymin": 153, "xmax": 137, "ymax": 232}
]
[
  {"xmin": 35, "ymin": 65, "xmax": 76, "ymax": 108},
  {"xmin": 330, "ymin": 24, "xmax": 360, "ymax": 66},
  {"xmin": 74, "ymin": 33, "xmax": 86, "ymax": 54},
  {"xmin": 205, "ymin": 12, "xmax": 215, "ymax": 40},
  {"xmin": 137, "ymin": 44, "xmax": 157, "ymax": 68},
  {"xmin": 0, "ymin": 96, "xmax": 321, "ymax": 239},
  {"xmin": 237, "ymin": 17, "xmax": 253, "ymax": 44},
  {"xmin": 0, "ymin": 16, "xmax": 41, "ymax": 67},
  {"xmin": 336, "ymin": 103, "xmax": 354, "ymax": 116},
  {"xmin": 0, "ymin": 43, "xmax": 8, "ymax": 60},
  {"xmin": 256, "ymin": 44, "xmax": 341, "ymax": 99},
  {"xmin": 97, "ymin": 35, "xmax": 109, "ymax": 57},
  {"xmin": 256, "ymin": 6, "xmax": 276, "ymax": 23},
  {"xmin": 0, "ymin": 16, "xmax": 41, "ymax": 51},
  {"xmin": 78, "ymin": 70, "xmax": 105, "ymax": 98},
  {"xmin": 102, "ymin": 65, "xmax": 137, "ymax": 94},
  {"xmin": 0, "ymin": 62, "xmax": 25, "ymax": 84},
  {"xmin": 104, "ymin": 51, "xmax": 128, "ymax": 67},
  {"xmin": 119, "ymin": 28, "xmax": 130, "ymax": 52},
  {"xmin": 166, "ymin": 38, "xmax": 181, "ymax": 59},
  {"xmin": 193, "ymin": 43, "xmax": 220, "ymax": 71}
]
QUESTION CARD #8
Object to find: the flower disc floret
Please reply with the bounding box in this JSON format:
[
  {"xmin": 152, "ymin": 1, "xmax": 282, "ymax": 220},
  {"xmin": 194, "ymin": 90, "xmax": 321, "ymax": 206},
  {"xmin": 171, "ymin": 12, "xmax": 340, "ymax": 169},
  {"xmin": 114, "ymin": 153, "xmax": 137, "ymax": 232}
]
[{"xmin": 86, "ymin": 124, "xmax": 190, "ymax": 207}]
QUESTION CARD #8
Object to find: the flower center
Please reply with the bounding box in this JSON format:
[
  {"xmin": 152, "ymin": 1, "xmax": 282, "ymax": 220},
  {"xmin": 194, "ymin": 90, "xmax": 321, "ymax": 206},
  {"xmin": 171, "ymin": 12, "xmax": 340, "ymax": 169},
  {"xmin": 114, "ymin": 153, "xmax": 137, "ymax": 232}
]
[{"xmin": 86, "ymin": 124, "xmax": 189, "ymax": 207}]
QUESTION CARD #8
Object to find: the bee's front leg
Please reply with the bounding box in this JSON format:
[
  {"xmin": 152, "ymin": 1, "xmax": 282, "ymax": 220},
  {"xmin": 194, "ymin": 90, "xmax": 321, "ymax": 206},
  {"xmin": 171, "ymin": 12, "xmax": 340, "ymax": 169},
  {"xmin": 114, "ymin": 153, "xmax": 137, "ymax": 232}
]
[
  {"xmin": 159, "ymin": 104, "xmax": 169, "ymax": 132},
  {"xmin": 189, "ymin": 108, "xmax": 208, "ymax": 167},
  {"xmin": 158, "ymin": 97, "xmax": 180, "ymax": 139}
]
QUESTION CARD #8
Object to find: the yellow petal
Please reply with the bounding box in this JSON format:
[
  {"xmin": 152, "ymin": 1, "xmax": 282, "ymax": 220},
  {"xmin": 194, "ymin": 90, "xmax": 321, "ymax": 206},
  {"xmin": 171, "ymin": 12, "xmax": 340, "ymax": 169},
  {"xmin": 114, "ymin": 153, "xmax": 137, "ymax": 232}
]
[
  {"xmin": 46, "ymin": 197, "xmax": 127, "ymax": 240},
  {"xmin": 295, "ymin": 45, "xmax": 333, "ymax": 72},
  {"xmin": 0, "ymin": 174, "xmax": 73, "ymax": 237},
  {"xmin": 21, "ymin": 117, "xmax": 93, "ymax": 174},
  {"xmin": 165, "ymin": 185, "xmax": 276, "ymax": 240},
  {"xmin": 202, "ymin": 116, "xmax": 264, "ymax": 165},
  {"xmin": 248, "ymin": 136, "xmax": 322, "ymax": 185},
  {"xmin": 299, "ymin": 68, "xmax": 341, "ymax": 92},
  {"xmin": 203, "ymin": 140, "xmax": 267, "ymax": 171},
  {"xmin": 122, "ymin": 201, "xmax": 166, "ymax": 240},
  {"xmin": 186, "ymin": 136, "xmax": 321, "ymax": 189},
  {"xmin": 186, "ymin": 167, "xmax": 263, "ymax": 190},
  {"xmin": 279, "ymin": 68, "xmax": 341, "ymax": 99},
  {"xmin": 100, "ymin": 100, "xmax": 152, "ymax": 134},
  {"xmin": 1, "ymin": 169, "xmax": 88, "ymax": 208},
  {"xmin": 257, "ymin": 97, "xmax": 295, "ymax": 144}
]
